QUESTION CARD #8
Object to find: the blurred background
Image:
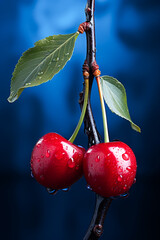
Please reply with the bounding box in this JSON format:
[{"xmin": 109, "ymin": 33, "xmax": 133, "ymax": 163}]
[{"xmin": 0, "ymin": 0, "xmax": 160, "ymax": 239}]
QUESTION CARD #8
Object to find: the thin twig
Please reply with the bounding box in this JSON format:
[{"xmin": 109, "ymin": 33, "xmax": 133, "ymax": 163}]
[{"xmin": 80, "ymin": 0, "xmax": 112, "ymax": 239}]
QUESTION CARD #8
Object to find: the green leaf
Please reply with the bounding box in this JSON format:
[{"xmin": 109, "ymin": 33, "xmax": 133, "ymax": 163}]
[
  {"xmin": 101, "ymin": 75, "xmax": 141, "ymax": 132},
  {"xmin": 8, "ymin": 32, "xmax": 79, "ymax": 103}
]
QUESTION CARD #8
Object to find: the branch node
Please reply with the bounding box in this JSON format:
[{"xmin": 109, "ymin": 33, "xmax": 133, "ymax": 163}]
[
  {"xmin": 78, "ymin": 22, "xmax": 91, "ymax": 34},
  {"xmin": 83, "ymin": 72, "xmax": 90, "ymax": 79},
  {"xmin": 93, "ymin": 224, "xmax": 103, "ymax": 237},
  {"xmin": 91, "ymin": 61, "xmax": 99, "ymax": 73},
  {"xmin": 93, "ymin": 69, "xmax": 101, "ymax": 78},
  {"xmin": 83, "ymin": 60, "xmax": 90, "ymax": 73}
]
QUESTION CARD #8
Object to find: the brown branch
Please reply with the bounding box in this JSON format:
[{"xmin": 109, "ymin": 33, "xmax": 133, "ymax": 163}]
[{"xmin": 79, "ymin": 0, "xmax": 112, "ymax": 239}]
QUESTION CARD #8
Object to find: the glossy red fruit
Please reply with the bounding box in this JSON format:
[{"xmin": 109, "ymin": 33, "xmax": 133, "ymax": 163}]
[
  {"xmin": 31, "ymin": 133, "xmax": 85, "ymax": 190},
  {"xmin": 83, "ymin": 141, "xmax": 137, "ymax": 198}
]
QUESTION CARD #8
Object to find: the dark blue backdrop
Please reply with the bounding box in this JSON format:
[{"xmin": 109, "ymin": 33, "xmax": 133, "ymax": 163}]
[{"xmin": 0, "ymin": 0, "xmax": 160, "ymax": 239}]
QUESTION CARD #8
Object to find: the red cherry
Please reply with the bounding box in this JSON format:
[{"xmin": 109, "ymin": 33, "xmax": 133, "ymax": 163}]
[
  {"xmin": 31, "ymin": 133, "xmax": 85, "ymax": 190},
  {"xmin": 83, "ymin": 141, "xmax": 137, "ymax": 198}
]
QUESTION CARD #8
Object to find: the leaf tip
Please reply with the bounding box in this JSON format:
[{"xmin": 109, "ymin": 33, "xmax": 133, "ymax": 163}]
[
  {"xmin": 131, "ymin": 123, "xmax": 141, "ymax": 133},
  {"xmin": 7, "ymin": 93, "xmax": 18, "ymax": 103}
]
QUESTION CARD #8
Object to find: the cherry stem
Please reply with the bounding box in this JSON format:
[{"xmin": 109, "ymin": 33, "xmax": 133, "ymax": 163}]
[
  {"xmin": 96, "ymin": 76, "xmax": 109, "ymax": 143},
  {"xmin": 69, "ymin": 78, "xmax": 89, "ymax": 143}
]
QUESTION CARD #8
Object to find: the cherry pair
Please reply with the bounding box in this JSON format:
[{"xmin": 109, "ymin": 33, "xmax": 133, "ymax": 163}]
[{"xmin": 31, "ymin": 133, "xmax": 137, "ymax": 198}]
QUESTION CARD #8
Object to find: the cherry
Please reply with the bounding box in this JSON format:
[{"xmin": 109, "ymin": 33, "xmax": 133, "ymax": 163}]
[
  {"xmin": 31, "ymin": 133, "xmax": 85, "ymax": 190},
  {"xmin": 83, "ymin": 141, "xmax": 137, "ymax": 198}
]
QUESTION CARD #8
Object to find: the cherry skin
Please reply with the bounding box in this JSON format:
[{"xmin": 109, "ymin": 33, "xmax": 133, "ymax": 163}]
[
  {"xmin": 83, "ymin": 141, "xmax": 137, "ymax": 198},
  {"xmin": 31, "ymin": 133, "xmax": 85, "ymax": 190}
]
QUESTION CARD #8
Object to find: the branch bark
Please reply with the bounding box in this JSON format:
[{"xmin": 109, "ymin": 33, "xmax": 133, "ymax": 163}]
[{"xmin": 79, "ymin": 1, "xmax": 112, "ymax": 239}]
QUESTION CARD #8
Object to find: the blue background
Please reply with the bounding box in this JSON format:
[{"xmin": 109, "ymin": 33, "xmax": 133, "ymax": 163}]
[{"xmin": 0, "ymin": 0, "xmax": 160, "ymax": 239}]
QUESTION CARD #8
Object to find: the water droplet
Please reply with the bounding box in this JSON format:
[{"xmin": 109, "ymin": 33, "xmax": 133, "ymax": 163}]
[
  {"xmin": 87, "ymin": 184, "xmax": 92, "ymax": 190},
  {"xmin": 55, "ymin": 152, "xmax": 65, "ymax": 160},
  {"xmin": 38, "ymin": 71, "xmax": 43, "ymax": 76},
  {"xmin": 107, "ymin": 153, "xmax": 111, "ymax": 157},
  {"xmin": 41, "ymin": 154, "xmax": 44, "ymax": 158},
  {"xmin": 46, "ymin": 149, "xmax": 50, "ymax": 158},
  {"xmin": 37, "ymin": 158, "xmax": 40, "ymax": 163},
  {"xmin": 126, "ymin": 166, "xmax": 132, "ymax": 171},
  {"xmin": 31, "ymin": 171, "xmax": 34, "ymax": 178},
  {"xmin": 120, "ymin": 192, "xmax": 129, "ymax": 198},
  {"xmin": 133, "ymin": 178, "xmax": 136, "ymax": 184},
  {"xmin": 62, "ymin": 187, "xmax": 70, "ymax": 192},
  {"xmin": 123, "ymin": 184, "xmax": 127, "ymax": 190},
  {"xmin": 93, "ymin": 224, "xmax": 102, "ymax": 236},
  {"xmin": 111, "ymin": 192, "xmax": 129, "ymax": 200},
  {"xmin": 95, "ymin": 155, "xmax": 100, "ymax": 162},
  {"xmin": 37, "ymin": 143, "xmax": 41, "ymax": 148},
  {"xmin": 88, "ymin": 127, "xmax": 91, "ymax": 131},
  {"xmin": 122, "ymin": 153, "xmax": 129, "ymax": 161},
  {"xmin": 67, "ymin": 158, "xmax": 75, "ymax": 168},
  {"xmin": 25, "ymin": 82, "xmax": 31, "ymax": 86},
  {"xmin": 118, "ymin": 166, "xmax": 123, "ymax": 173},
  {"xmin": 47, "ymin": 188, "xmax": 58, "ymax": 195},
  {"xmin": 75, "ymin": 165, "xmax": 79, "ymax": 170},
  {"xmin": 117, "ymin": 175, "xmax": 123, "ymax": 182},
  {"xmin": 73, "ymin": 152, "xmax": 79, "ymax": 160}
]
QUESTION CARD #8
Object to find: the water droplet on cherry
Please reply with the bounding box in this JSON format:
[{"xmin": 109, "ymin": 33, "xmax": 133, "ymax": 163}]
[
  {"xmin": 75, "ymin": 165, "xmax": 79, "ymax": 170},
  {"xmin": 126, "ymin": 166, "xmax": 132, "ymax": 171},
  {"xmin": 118, "ymin": 166, "xmax": 123, "ymax": 173},
  {"xmin": 37, "ymin": 158, "xmax": 40, "ymax": 163},
  {"xmin": 55, "ymin": 152, "xmax": 64, "ymax": 160},
  {"xmin": 123, "ymin": 184, "xmax": 127, "ymax": 190},
  {"xmin": 73, "ymin": 152, "xmax": 79, "ymax": 160},
  {"xmin": 117, "ymin": 175, "xmax": 123, "ymax": 182},
  {"xmin": 46, "ymin": 149, "xmax": 50, "ymax": 158},
  {"xmin": 62, "ymin": 187, "xmax": 70, "ymax": 192},
  {"xmin": 122, "ymin": 153, "xmax": 129, "ymax": 161},
  {"xmin": 67, "ymin": 158, "xmax": 75, "ymax": 168},
  {"xmin": 111, "ymin": 192, "xmax": 129, "ymax": 200},
  {"xmin": 95, "ymin": 155, "xmax": 100, "ymax": 162},
  {"xmin": 47, "ymin": 188, "xmax": 58, "ymax": 195}
]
